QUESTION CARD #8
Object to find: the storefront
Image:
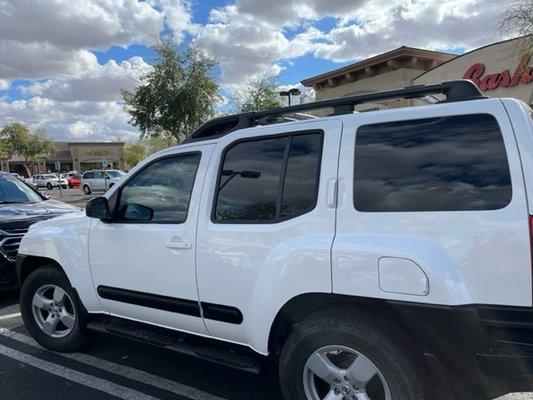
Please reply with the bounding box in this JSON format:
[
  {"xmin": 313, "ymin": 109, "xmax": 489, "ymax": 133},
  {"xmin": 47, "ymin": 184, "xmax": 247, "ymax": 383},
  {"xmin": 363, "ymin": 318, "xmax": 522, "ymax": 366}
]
[
  {"xmin": 2, "ymin": 141, "xmax": 125, "ymax": 176},
  {"xmin": 301, "ymin": 36, "xmax": 532, "ymax": 109}
]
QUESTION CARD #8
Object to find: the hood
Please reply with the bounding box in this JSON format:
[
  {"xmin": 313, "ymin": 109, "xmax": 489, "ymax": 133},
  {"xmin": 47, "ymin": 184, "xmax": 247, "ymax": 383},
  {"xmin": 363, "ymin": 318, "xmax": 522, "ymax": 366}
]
[{"xmin": 0, "ymin": 199, "xmax": 79, "ymax": 222}]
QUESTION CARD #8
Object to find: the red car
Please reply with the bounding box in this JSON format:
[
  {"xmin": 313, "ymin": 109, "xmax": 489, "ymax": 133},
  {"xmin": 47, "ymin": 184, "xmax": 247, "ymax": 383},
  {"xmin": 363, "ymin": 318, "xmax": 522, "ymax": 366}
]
[{"xmin": 67, "ymin": 175, "xmax": 81, "ymax": 188}]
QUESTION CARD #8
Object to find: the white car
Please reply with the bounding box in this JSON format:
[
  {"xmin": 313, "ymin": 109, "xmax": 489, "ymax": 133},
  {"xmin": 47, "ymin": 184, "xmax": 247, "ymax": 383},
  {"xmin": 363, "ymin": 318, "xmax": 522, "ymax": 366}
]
[
  {"xmin": 80, "ymin": 169, "xmax": 125, "ymax": 194},
  {"xmin": 15, "ymin": 80, "xmax": 533, "ymax": 400},
  {"xmin": 32, "ymin": 174, "xmax": 68, "ymax": 190}
]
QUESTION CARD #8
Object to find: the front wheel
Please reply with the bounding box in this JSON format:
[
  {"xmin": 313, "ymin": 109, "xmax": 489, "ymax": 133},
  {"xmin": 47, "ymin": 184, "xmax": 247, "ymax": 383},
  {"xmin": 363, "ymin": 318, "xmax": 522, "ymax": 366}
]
[
  {"xmin": 20, "ymin": 266, "xmax": 87, "ymax": 352},
  {"xmin": 279, "ymin": 310, "xmax": 432, "ymax": 400},
  {"xmin": 46, "ymin": 182, "xmax": 52, "ymax": 190}
]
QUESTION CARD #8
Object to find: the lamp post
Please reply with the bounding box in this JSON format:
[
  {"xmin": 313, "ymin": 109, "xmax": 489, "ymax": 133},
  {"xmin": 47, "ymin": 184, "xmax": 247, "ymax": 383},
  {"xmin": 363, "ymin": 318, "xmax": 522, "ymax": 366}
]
[{"xmin": 279, "ymin": 88, "xmax": 301, "ymax": 106}]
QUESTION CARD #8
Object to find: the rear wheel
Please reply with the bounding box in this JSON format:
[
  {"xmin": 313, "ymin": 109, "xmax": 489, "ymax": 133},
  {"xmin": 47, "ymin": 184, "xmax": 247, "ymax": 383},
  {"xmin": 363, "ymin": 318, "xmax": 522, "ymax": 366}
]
[
  {"xmin": 83, "ymin": 184, "xmax": 91, "ymax": 195},
  {"xmin": 279, "ymin": 310, "xmax": 432, "ymax": 400},
  {"xmin": 20, "ymin": 266, "xmax": 87, "ymax": 352}
]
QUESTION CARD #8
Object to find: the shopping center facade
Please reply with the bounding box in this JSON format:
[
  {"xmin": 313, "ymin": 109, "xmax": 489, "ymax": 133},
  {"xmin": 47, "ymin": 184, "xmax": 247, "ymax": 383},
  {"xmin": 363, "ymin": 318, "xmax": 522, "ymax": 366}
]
[
  {"xmin": 301, "ymin": 36, "xmax": 532, "ymax": 110},
  {"xmin": 0, "ymin": 141, "xmax": 125, "ymax": 175}
]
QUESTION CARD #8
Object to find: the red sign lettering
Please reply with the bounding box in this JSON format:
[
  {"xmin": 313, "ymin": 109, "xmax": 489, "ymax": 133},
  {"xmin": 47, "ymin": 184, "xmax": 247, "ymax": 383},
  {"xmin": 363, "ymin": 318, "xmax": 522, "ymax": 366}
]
[{"xmin": 463, "ymin": 54, "xmax": 532, "ymax": 91}]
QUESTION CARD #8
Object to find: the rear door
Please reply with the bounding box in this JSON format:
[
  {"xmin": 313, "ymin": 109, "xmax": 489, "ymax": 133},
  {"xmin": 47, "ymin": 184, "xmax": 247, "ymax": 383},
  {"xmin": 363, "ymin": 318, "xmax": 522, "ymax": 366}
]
[
  {"xmin": 333, "ymin": 100, "xmax": 531, "ymax": 307},
  {"xmin": 195, "ymin": 120, "xmax": 341, "ymax": 349}
]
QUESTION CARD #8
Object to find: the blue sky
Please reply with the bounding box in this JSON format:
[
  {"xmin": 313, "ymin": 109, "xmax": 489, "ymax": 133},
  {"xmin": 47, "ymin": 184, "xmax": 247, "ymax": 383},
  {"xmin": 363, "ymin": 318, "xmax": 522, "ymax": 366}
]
[{"xmin": 0, "ymin": 0, "xmax": 508, "ymax": 141}]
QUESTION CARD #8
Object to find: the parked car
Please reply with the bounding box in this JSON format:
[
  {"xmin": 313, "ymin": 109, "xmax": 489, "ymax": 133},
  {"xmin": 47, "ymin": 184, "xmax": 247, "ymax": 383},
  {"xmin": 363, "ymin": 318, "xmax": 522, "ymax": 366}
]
[
  {"xmin": 15, "ymin": 80, "xmax": 533, "ymax": 400},
  {"xmin": 60, "ymin": 172, "xmax": 82, "ymax": 188},
  {"xmin": 33, "ymin": 174, "xmax": 68, "ymax": 190},
  {"xmin": 80, "ymin": 169, "xmax": 125, "ymax": 194},
  {"xmin": 0, "ymin": 172, "xmax": 78, "ymax": 290}
]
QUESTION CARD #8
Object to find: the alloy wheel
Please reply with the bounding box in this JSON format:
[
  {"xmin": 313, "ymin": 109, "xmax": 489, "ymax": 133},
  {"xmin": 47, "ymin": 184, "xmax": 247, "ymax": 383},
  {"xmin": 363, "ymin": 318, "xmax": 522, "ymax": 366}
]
[
  {"xmin": 32, "ymin": 284, "xmax": 76, "ymax": 338},
  {"xmin": 303, "ymin": 345, "xmax": 391, "ymax": 400}
]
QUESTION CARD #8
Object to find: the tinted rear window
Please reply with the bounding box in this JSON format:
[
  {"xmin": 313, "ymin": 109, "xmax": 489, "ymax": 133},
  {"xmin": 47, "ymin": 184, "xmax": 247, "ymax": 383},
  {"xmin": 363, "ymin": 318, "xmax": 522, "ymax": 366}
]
[
  {"xmin": 354, "ymin": 114, "xmax": 512, "ymax": 212},
  {"xmin": 83, "ymin": 172, "xmax": 94, "ymax": 179}
]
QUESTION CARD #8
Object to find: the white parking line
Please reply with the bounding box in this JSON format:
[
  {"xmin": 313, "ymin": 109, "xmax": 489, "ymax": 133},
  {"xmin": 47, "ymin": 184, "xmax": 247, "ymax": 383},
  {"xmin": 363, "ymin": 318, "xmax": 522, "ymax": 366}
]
[
  {"xmin": 0, "ymin": 343, "xmax": 158, "ymax": 400},
  {"xmin": 0, "ymin": 328, "xmax": 228, "ymax": 400},
  {"xmin": 0, "ymin": 312, "xmax": 21, "ymax": 321}
]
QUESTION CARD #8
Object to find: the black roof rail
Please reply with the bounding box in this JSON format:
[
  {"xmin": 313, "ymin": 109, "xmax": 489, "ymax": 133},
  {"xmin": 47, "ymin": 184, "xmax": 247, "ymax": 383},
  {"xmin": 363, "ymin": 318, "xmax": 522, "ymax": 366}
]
[{"xmin": 182, "ymin": 79, "xmax": 486, "ymax": 143}]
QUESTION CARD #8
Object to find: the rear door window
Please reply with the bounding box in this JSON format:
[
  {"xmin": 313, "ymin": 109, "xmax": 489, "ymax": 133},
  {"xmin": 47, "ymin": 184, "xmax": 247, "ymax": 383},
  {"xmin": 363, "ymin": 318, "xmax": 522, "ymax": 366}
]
[{"xmin": 354, "ymin": 114, "xmax": 512, "ymax": 212}]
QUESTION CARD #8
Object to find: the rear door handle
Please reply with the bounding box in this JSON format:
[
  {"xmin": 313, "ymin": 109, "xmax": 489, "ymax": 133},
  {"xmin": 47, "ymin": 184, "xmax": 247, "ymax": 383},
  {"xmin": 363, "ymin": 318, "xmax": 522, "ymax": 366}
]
[
  {"xmin": 326, "ymin": 178, "xmax": 338, "ymax": 208},
  {"xmin": 165, "ymin": 241, "xmax": 192, "ymax": 250}
]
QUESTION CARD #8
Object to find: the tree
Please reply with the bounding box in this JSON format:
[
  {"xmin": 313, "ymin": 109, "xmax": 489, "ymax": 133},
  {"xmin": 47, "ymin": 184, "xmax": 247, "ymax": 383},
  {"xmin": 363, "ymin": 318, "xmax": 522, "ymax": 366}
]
[
  {"xmin": 498, "ymin": 0, "xmax": 533, "ymax": 55},
  {"xmin": 123, "ymin": 142, "xmax": 148, "ymax": 169},
  {"xmin": 231, "ymin": 74, "xmax": 282, "ymax": 113},
  {"xmin": 122, "ymin": 35, "xmax": 219, "ymax": 143},
  {"xmin": 0, "ymin": 122, "xmax": 55, "ymax": 173}
]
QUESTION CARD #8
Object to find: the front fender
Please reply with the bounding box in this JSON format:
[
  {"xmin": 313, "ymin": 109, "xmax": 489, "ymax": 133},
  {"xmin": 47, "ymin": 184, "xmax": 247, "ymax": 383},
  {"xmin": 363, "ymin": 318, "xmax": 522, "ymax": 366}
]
[{"xmin": 18, "ymin": 211, "xmax": 102, "ymax": 312}]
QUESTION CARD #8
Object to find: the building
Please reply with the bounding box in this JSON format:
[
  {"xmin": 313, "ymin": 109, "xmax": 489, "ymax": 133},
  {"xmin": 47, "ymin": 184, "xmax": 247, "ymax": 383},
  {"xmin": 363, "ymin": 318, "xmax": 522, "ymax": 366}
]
[
  {"xmin": 1, "ymin": 141, "xmax": 125, "ymax": 176},
  {"xmin": 301, "ymin": 36, "xmax": 532, "ymax": 110}
]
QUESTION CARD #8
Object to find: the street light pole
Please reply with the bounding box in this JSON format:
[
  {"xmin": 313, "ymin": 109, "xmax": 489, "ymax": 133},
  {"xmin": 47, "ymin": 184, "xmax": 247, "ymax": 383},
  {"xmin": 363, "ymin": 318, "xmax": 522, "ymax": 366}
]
[{"xmin": 279, "ymin": 88, "xmax": 301, "ymax": 107}]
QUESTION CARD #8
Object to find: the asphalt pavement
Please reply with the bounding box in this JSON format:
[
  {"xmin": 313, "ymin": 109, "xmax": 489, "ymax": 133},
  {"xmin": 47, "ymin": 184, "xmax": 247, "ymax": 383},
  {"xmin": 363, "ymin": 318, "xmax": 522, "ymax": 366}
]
[{"xmin": 0, "ymin": 185, "xmax": 524, "ymax": 400}]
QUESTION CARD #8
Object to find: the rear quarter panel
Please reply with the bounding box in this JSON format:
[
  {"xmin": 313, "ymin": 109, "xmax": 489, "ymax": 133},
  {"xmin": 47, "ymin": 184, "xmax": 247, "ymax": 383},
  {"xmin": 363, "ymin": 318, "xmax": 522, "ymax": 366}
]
[{"xmin": 333, "ymin": 99, "xmax": 532, "ymax": 307}]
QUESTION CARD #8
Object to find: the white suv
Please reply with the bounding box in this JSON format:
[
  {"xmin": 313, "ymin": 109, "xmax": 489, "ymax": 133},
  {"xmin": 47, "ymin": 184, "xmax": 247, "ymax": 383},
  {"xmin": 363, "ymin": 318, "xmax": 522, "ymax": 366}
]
[{"xmin": 15, "ymin": 81, "xmax": 533, "ymax": 400}]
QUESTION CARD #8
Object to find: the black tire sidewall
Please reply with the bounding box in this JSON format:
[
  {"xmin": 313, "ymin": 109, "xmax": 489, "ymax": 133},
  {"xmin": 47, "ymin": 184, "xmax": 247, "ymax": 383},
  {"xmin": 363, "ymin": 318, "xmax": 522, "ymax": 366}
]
[
  {"xmin": 279, "ymin": 311, "xmax": 430, "ymax": 400},
  {"xmin": 46, "ymin": 183, "xmax": 52, "ymax": 190},
  {"xmin": 83, "ymin": 185, "xmax": 90, "ymax": 194},
  {"xmin": 20, "ymin": 266, "xmax": 87, "ymax": 352}
]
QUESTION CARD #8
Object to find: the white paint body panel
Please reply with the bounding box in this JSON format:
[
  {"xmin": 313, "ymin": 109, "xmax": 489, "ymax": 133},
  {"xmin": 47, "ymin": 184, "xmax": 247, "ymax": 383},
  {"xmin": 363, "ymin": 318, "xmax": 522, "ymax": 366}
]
[
  {"xmin": 378, "ymin": 257, "xmax": 429, "ymax": 296},
  {"xmin": 18, "ymin": 211, "xmax": 102, "ymax": 312},
  {"xmin": 195, "ymin": 120, "xmax": 342, "ymax": 353},
  {"xmin": 88, "ymin": 145, "xmax": 214, "ymax": 335},
  {"xmin": 333, "ymin": 99, "xmax": 532, "ymax": 307}
]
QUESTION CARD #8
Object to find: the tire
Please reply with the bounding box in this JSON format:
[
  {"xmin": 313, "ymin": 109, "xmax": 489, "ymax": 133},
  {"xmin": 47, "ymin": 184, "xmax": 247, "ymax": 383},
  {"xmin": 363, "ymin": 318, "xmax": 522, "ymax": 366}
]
[
  {"xmin": 83, "ymin": 185, "xmax": 91, "ymax": 195},
  {"xmin": 20, "ymin": 265, "xmax": 87, "ymax": 352},
  {"xmin": 68, "ymin": 182, "xmax": 73, "ymax": 188},
  {"xmin": 279, "ymin": 309, "xmax": 432, "ymax": 400},
  {"xmin": 46, "ymin": 182, "xmax": 52, "ymax": 190}
]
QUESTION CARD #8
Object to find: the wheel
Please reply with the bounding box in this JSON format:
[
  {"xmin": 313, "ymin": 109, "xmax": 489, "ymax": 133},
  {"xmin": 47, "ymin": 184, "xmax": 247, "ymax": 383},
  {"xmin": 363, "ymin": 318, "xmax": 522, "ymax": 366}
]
[
  {"xmin": 68, "ymin": 182, "xmax": 73, "ymax": 188},
  {"xmin": 279, "ymin": 309, "xmax": 431, "ymax": 400},
  {"xmin": 83, "ymin": 185, "xmax": 91, "ymax": 195},
  {"xmin": 46, "ymin": 182, "xmax": 52, "ymax": 190},
  {"xmin": 20, "ymin": 265, "xmax": 87, "ymax": 352}
]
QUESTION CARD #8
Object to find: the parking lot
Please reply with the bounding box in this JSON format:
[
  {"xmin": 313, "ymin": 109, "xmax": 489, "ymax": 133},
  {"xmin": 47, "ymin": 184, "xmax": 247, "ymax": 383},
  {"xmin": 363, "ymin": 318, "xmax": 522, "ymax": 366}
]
[{"xmin": 0, "ymin": 186, "xmax": 527, "ymax": 400}]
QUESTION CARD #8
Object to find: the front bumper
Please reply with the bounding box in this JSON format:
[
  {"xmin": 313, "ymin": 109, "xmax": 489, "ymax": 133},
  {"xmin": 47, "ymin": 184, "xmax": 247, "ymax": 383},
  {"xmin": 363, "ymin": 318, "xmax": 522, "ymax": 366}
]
[
  {"xmin": 0, "ymin": 258, "xmax": 17, "ymax": 290},
  {"xmin": 390, "ymin": 301, "xmax": 533, "ymax": 400}
]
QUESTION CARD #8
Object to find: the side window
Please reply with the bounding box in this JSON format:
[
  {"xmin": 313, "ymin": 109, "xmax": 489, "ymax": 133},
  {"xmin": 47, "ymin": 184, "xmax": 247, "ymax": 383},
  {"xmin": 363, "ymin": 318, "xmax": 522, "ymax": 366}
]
[
  {"xmin": 117, "ymin": 154, "xmax": 201, "ymax": 223},
  {"xmin": 354, "ymin": 114, "xmax": 512, "ymax": 212},
  {"xmin": 83, "ymin": 172, "xmax": 94, "ymax": 179},
  {"xmin": 214, "ymin": 132, "xmax": 323, "ymax": 223}
]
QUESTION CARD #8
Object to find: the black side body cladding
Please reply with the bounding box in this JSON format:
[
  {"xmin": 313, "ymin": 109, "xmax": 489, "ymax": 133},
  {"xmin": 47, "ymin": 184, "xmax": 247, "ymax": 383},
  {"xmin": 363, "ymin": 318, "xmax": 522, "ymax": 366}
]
[{"xmin": 97, "ymin": 285, "xmax": 243, "ymax": 324}]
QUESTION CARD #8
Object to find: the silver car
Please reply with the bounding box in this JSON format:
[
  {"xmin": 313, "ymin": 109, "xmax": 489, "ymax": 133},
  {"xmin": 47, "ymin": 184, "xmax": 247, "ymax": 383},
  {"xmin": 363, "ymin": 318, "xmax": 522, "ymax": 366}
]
[{"xmin": 81, "ymin": 169, "xmax": 125, "ymax": 194}]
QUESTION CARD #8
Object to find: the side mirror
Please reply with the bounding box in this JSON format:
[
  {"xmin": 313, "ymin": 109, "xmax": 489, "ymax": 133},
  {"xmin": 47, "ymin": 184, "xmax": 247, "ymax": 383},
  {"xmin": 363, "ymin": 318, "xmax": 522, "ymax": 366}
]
[
  {"xmin": 122, "ymin": 203, "xmax": 154, "ymax": 222},
  {"xmin": 86, "ymin": 197, "xmax": 110, "ymax": 220}
]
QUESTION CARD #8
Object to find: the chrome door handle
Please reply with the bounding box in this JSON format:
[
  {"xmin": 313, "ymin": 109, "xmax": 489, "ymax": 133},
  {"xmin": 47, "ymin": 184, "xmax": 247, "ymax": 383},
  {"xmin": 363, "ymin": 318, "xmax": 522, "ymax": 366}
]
[{"xmin": 165, "ymin": 241, "xmax": 192, "ymax": 250}]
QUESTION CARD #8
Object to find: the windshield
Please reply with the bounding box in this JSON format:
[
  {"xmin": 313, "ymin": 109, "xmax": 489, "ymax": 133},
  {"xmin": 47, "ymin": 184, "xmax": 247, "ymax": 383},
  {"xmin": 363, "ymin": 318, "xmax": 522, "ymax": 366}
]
[
  {"xmin": 0, "ymin": 175, "xmax": 42, "ymax": 203},
  {"xmin": 106, "ymin": 170, "xmax": 124, "ymax": 178}
]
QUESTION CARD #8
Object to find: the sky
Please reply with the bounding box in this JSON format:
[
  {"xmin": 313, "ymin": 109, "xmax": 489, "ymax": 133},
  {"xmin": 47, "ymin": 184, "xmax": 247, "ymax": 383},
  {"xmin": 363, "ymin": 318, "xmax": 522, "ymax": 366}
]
[{"xmin": 0, "ymin": 0, "xmax": 513, "ymax": 142}]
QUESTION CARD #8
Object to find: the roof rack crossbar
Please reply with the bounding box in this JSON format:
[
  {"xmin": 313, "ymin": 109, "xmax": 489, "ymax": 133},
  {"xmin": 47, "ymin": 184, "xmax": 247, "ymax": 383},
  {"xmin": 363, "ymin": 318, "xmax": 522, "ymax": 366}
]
[{"xmin": 183, "ymin": 79, "xmax": 485, "ymax": 143}]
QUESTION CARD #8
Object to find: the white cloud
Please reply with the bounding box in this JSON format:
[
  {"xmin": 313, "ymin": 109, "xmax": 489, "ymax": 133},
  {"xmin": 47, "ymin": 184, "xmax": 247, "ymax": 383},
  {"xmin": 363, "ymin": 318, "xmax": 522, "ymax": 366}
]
[
  {"xmin": 0, "ymin": 79, "xmax": 9, "ymax": 90},
  {"xmin": 199, "ymin": 0, "xmax": 507, "ymax": 85},
  {"xmin": 23, "ymin": 57, "xmax": 152, "ymax": 102},
  {"xmin": 0, "ymin": 0, "xmax": 163, "ymax": 50},
  {"xmin": 0, "ymin": 97, "xmax": 138, "ymax": 141}
]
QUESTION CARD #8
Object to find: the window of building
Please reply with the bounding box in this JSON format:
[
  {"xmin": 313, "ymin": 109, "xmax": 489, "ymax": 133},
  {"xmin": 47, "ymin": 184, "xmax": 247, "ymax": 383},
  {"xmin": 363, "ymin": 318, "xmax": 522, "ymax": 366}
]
[
  {"xmin": 214, "ymin": 132, "xmax": 323, "ymax": 223},
  {"xmin": 117, "ymin": 154, "xmax": 201, "ymax": 223},
  {"xmin": 354, "ymin": 114, "xmax": 512, "ymax": 212}
]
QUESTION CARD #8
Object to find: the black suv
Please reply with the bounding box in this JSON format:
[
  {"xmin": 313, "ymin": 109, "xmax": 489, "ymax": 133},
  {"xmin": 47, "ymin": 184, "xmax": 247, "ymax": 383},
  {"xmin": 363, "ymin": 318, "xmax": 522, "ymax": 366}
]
[{"xmin": 0, "ymin": 172, "xmax": 78, "ymax": 290}]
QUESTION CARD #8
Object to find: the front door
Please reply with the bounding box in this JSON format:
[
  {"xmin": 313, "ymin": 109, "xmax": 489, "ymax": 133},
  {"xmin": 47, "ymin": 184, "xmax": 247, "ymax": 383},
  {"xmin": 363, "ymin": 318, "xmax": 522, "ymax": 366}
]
[{"xmin": 89, "ymin": 145, "xmax": 213, "ymax": 335}]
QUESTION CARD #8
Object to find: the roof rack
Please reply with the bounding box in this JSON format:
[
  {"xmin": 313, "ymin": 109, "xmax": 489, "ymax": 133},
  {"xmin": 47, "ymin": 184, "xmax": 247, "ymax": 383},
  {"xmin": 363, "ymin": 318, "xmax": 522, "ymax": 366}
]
[{"xmin": 182, "ymin": 79, "xmax": 485, "ymax": 143}]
